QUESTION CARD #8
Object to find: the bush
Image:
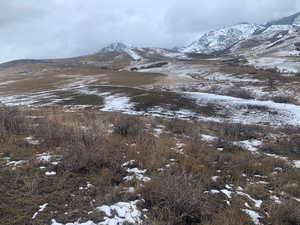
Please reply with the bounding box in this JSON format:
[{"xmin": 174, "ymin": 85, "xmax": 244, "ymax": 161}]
[
  {"xmin": 113, "ymin": 114, "xmax": 144, "ymax": 136},
  {"xmin": 272, "ymin": 95, "xmax": 297, "ymax": 104},
  {"xmin": 141, "ymin": 172, "xmax": 213, "ymax": 225},
  {"xmin": 165, "ymin": 119, "xmax": 194, "ymax": 135},
  {"xmin": 210, "ymin": 207, "xmax": 252, "ymax": 225},
  {"xmin": 0, "ymin": 106, "xmax": 26, "ymax": 142},
  {"xmin": 268, "ymin": 200, "xmax": 300, "ymax": 225},
  {"xmin": 261, "ymin": 135, "xmax": 300, "ymax": 157},
  {"xmin": 61, "ymin": 134, "xmax": 125, "ymax": 177},
  {"xmin": 224, "ymin": 88, "xmax": 254, "ymax": 100},
  {"xmin": 216, "ymin": 123, "xmax": 261, "ymax": 141},
  {"xmin": 245, "ymin": 184, "xmax": 269, "ymax": 200}
]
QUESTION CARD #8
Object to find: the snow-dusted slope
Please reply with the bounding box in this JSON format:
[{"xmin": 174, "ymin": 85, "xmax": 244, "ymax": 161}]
[
  {"xmin": 99, "ymin": 42, "xmax": 190, "ymax": 61},
  {"xmin": 181, "ymin": 12, "xmax": 300, "ymax": 56},
  {"xmin": 100, "ymin": 42, "xmax": 129, "ymax": 53},
  {"xmin": 99, "ymin": 42, "xmax": 142, "ymax": 61},
  {"xmin": 265, "ymin": 12, "xmax": 300, "ymax": 27},
  {"xmin": 181, "ymin": 23, "xmax": 261, "ymax": 54}
]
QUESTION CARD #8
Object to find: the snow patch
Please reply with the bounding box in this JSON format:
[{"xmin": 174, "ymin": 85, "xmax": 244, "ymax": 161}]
[
  {"xmin": 97, "ymin": 200, "xmax": 142, "ymax": 225},
  {"xmin": 32, "ymin": 203, "xmax": 48, "ymax": 219},
  {"xmin": 233, "ymin": 140, "xmax": 262, "ymax": 152},
  {"xmin": 200, "ymin": 134, "xmax": 218, "ymax": 142},
  {"xmin": 242, "ymin": 209, "xmax": 262, "ymax": 225},
  {"xmin": 24, "ymin": 136, "xmax": 40, "ymax": 145},
  {"xmin": 102, "ymin": 95, "xmax": 134, "ymax": 112},
  {"xmin": 45, "ymin": 171, "xmax": 56, "ymax": 176}
]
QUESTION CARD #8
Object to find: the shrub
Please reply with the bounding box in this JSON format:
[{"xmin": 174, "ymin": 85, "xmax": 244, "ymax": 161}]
[
  {"xmin": 245, "ymin": 184, "xmax": 269, "ymax": 200},
  {"xmin": 268, "ymin": 200, "xmax": 300, "ymax": 225},
  {"xmin": 272, "ymin": 95, "xmax": 297, "ymax": 104},
  {"xmin": 216, "ymin": 123, "xmax": 261, "ymax": 141},
  {"xmin": 261, "ymin": 135, "xmax": 300, "ymax": 157},
  {"xmin": 35, "ymin": 120, "xmax": 77, "ymax": 148},
  {"xmin": 164, "ymin": 119, "xmax": 195, "ymax": 135},
  {"xmin": 113, "ymin": 114, "xmax": 144, "ymax": 136},
  {"xmin": 224, "ymin": 88, "xmax": 254, "ymax": 100},
  {"xmin": 141, "ymin": 172, "xmax": 213, "ymax": 225},
  {"xmin": 210, "ymin": 207, "xmax": 252, "ymax": 225},
  {"xmin": 61, "ymin": 135, "xmax": 125, "ymax": 178},
  {"xmin": 0, "ymin": 106, "xmax": 26, "ymax": 142}
]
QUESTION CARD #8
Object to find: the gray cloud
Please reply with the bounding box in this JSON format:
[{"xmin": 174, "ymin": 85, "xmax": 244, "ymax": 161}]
[{"xmin": 0, "ymin": 0, "xmax": 300, "ymax": 62}]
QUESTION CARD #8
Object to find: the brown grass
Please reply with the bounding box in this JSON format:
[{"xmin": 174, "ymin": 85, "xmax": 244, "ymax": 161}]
[{"xmin": 0, "ymin": 106, "xmax": 300, "ymax": 225}]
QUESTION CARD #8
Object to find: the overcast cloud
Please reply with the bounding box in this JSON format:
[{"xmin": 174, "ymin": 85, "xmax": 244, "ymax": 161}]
[{"xmin": 0, "ymin": 0, "xmax": 300, "ymax": 62}]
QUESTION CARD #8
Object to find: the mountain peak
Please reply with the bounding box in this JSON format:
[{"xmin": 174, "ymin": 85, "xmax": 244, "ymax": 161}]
[
  {"xmin": 100, "ymin": 42, "xmax": 130, "ymax": 53},
  {"xmin": 266, "ymin": 12, "xmax": 300, "ymax": 27},
  {"xmin": 180, "ymin": 23, "xmax": 260, "ymax": 54}
]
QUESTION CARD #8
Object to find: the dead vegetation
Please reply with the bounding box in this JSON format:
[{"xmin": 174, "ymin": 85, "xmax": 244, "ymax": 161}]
[{"xmin": 0, "ymin": 106, "xmax": 299, "ymax": 225}]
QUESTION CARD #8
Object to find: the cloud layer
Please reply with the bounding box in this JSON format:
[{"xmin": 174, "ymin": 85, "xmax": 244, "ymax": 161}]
[{"xmin": 0, "ymin": 0, "xmax": 299, "ymax": 62}]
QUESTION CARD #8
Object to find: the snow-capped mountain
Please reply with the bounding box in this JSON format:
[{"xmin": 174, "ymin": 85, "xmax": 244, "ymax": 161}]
[
  {"xmin": 100, "ymin": 42, "xmax": 130, "ymax": 53},
  {"xmin": 181, "ymin": 12, "xmax": 300, "ymax": 55},
  {"xmin": 232, "ymin": 15, "xmax": 300, "ymax": 57},
  {"xmin": 99, "ymin": 42, "xmax": 142, "ymax": 61},
  {"xmin": 99, "ymin": 42, "xmax": 189, "ymax": 61},
  {"xmin": 181, "ymin": 23, "xmax": 261, "ymax": 54}
]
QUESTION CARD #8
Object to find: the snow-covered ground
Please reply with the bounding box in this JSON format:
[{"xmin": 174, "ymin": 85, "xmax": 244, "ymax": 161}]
[
  {"xmin": 248, "ymin": 57, "xmax": 300, "ymax": 74},
  {"xmin": 185, "ymin": 91, "xmax": 300, "ymax": 126}
]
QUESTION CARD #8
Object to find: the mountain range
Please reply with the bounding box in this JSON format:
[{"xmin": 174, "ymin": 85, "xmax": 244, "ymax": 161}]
[{"xmin": 97, "ymin": 12, "xmax": 300, "ymax": 57}]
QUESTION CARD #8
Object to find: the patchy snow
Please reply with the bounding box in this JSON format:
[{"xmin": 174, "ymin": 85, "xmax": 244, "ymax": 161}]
[
  {"xmin": 201, "ymin": 134, "xmax": 218, "ymax": 142},
  {"xmin": 125, "ymin": 49, "xmax": 142, "ymax": 61},
  {"xmin": 153, "ymin": 125, "xmax": 165, "ymax": 137},
  {"xmin": 242, "ymin": 209, "xmax": 262, "ymax": 225},
  {"xmin": 122, "ymin": 160, "xmax": 136, "ymax": 167},
  {"xmin": 51, "ymin": 219, "xmax": 96, "ymax": 225},
  {"xmin": 97, "ymin": 200, "xmax": 142, "ymax": 225},
  {"xmin": 37, "ymin": 152, "xmax": 52, "ymax": 162},
  {"xmin": 211, "ymin": 176, "xmax": 220, "ymax": 182},
  {"xmin": 185, "ymin": 91, "xmax": 300, "ymax": 126},
  {"xmin": 122, "ymin": 161, "xmax": 151, "ymax": 183},
  {"xmin": 24, "ymin": 136, "xmax": 40, "ymax": 145},
  {"xmin": 270, "ymin": 195, "xmax": 282, "ymax": 204},
  {"xmin": 79, "ymin": 182, "xmax": 93, "ymax": 190},
  {"xmin": 210, "ymin": 190, "xmax": 221, "ymax": 194},
  {"xmin": 163, "ymin": 51, "xmax": 190, "ymax": 59},
  {"xmin": 32, "ymin": 203, "xmax": 48, "ymax": 219},
  {"xmin": 293, "ymin": 160, "xmax": 300, "ymax": 169},
  {"xmin": 124, "ymin": 167, "xmax": 151, "ymax": 183},
  {"xmin": 264, "ymin": 153, "xmax": 300, "ymax": 169},
  {"xmin": 45, "ymin": 171, "xmax": 56, "ymax": 176},
  {"xmin": 6, "ymin": 160, "xmax": 26, "ymax": 168},
  {"xmin": 237, "ymin": 192, "xmax": 262, "ymax": 208},
  {"xmin": 277, "ymin": 65, "xmax": 298, "ymax": 74},
  {"xmin": 199, "ymin": 72, "xmax": 261, "ymax": 83},
  {"xmin": 248, "ymin": 57, "xmax": 299, "ymax": 74},
  {"xmin": 220, "ymin": 189, "xmax": 233, "ymax": 199},
  {"xmin": 275, "ymin": 50, "xmax": 300, "ymax": 57},
  {"xmin": 0, "ymin": 80, "xmax": 16, "ymax": 86},
  {"xmin": 233, "ymin": 139, "xmax": 262, "ymax": 152},
  {"xmin": 102, "ymin": 95, "xmax": 134, "ymax": 112}
]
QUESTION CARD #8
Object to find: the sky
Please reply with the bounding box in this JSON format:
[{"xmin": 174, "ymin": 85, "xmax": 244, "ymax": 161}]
[{"xmin": 0, "ymin": 0, "xmax": 300, "ymax": 63}]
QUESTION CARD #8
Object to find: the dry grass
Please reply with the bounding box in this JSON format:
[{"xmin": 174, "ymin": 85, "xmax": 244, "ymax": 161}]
[
  {"xmin": 224, "ymin": 87, "xmax": 254, "ymax": 100},
  {"xmin": 267, "ymin": 200, "xmax": 300, "ymax": 225},
  {"xmin": 0, "ymin": 106, "xmax": 299, "ymax": 225},
  {"xmin": 0, "ymin": 106, "xmax": 27, "ymax": 143},
  {"xmin": 140, "ymin": 172, "xmax": 215, "ymax": 225}
]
